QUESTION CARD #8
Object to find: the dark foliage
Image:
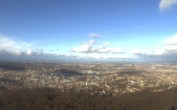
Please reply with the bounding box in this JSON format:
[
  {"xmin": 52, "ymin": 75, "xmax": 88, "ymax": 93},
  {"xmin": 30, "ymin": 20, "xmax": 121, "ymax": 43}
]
[
  {"xmin": 0, "ymin": 85, "xmax": 7, "ymax": 91},
  {"xmin": 54, "ymin": 69, "xmax": 84, "ymax": 77},
  {"xmin": 120, "ymin": 69, "xmax": 143, "ymax": 76},
  {"xmin": 0, "ymin": 62, "xmax": 25, "ymax": 71},
  {"xmin": 0, "ymin": 87, "xmax": 176, "ymax": 110}
]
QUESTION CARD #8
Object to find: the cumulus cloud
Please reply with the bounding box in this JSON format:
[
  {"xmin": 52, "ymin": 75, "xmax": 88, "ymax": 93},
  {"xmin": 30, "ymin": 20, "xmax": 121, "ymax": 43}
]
[
  {"xmin": 27, "ymin": 49, "xmax": 33, "ymax": 55},
  {"xmin": 163, "ymin": 34, "xmax": 177, "ymax": 45},
  {"xmin": 97, "ymin": 46, "xmax": 124, "ymax": 54},
  {"xmin": 165, "ymin": 45, "xmax": 177, "ymax": 51},
  {"xmin": 71, "ymin": 40, "xmax": 124, "ymax": 54},
  {"xmin": 71, "ymin": 44, "xmax": 93, "ymax": 53},
  {"xmin": 0, "ymin": 35, "xmax": 32, "ymax": 55},
  {"xmin": 87, "ymin": 40, "xmax": 96, "ymax": 45},
  {"xmin": 71, "ymin": 33, "xmax": 124, "ymax": 57},
  {"xmin": 133, "ymin": 34, "xmax": 177, "ymax": 62},
  {"xmin": 82, "ymin": 53, "xmax": 131, "ymax": 59},
  {"xmin": 162, "ymin": 34, "xmax": 177, "ymax": 53},
  {"xmin": 159, "ymin": 0, "xmax": 177, "ymax": 11},
  {"xmin": 4, "ymin": 33, "xmax": 177, "ymax": 62},
  {"xmin": 67, "ymin": 52, "xmax": 132, "ymax": 60},
  {"xmin": 89, "ymin": 33, "xmax": 99, "ymax": 38}
]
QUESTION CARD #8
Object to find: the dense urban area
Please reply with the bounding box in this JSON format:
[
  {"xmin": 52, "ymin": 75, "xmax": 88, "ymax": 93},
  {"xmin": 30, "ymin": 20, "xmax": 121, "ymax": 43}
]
[
  {"xmin": 0, "ymin": 62, "xmax": 177, "ymax": 94},
  {"xmin": 0, "ymin": 62, "xmax": 177, "ymax": 110}
]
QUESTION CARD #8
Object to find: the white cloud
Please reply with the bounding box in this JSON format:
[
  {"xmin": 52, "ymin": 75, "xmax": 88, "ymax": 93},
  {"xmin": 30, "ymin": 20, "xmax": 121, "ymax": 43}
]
[
  {"xmin": 131, "ymin": 48, "xmax": 165, "ymax": 56},
  {"xmin": 133, "ymin": 34, "xmax": 177, "ymax": 56},
  {"xmin": 4, "ymin": 33, "xmax": 177, "ymax": 62},
  {"xmin": 71, "ymin": 44, "xmax": 93, "ymax": 53},
  {"xmin": 87, "ymin": 40, "xmax": 96, "ymax": 45},
  {"xmin": 163, "ymin": 34, "xmax": 177, "ymax": 45},
  {"xmin": 132, "ymin": 34, "xmax": 177, "ymax": 62},
  {"xmin": 159, "ymin": 0, "xmax": 177, "ymax": 11},
  {"xmin": 27, "ymin": 49, "xmax": 33, "ymax": 55},
  {"xmin": 70, "ymin": 34, "xmax": 177, "ymax": 61},
  {"xmin": 165, "ymin": 45, "xmax": 177, "ymax": 51},
  {"xmin": 162, "ymin": 34, "xmax": 177, "ymax": 52},
  {"xmin": 97, "ymin": 46, "xmax": 124, "ymax": 54},
  {"xmin": 131, "ymin": 49, "xmax": 140, "ymax": 54},
  {"xmin": 15, "ymin": 50, "xmax": 21, "ymax": 56},
  {"xmin": 131, "ymin": 49, "xmax": 146, "ymax": 54},
  {"xmin": 89, "ymin": 33, "xmax": 99, "ymax": 38},
  {"xmin": 152, "ymin": 49, "xmax": 165, "ymax": 55},
  {"xmin": 71, "ymin": 41, "xmax": 124, "ymax": 54},
  {"xmin": 84, "ymin": 53, "xmax": 131, "ymax": 59},
  {"xmin": 0, "ymin": 35, "xmax": 32, "ymax": 55},
  {"xmin": 103, "ymin": 42, "xmax": 111, "ymax": 46},
  {"xmin": 67, "ymin": 52, "xmax": 132, "ymax": 59}
]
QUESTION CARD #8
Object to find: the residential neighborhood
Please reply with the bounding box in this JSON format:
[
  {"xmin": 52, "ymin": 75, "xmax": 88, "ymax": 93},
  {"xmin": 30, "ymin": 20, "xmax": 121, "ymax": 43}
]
[{"xmin": 0, "ymin": 62, "xmax": 177, "ymax": 95}]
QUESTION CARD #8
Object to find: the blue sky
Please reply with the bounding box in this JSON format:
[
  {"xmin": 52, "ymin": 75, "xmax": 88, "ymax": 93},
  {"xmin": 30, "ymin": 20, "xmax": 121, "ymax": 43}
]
[{"xmin": 0, "ymin": 0, "xmax": 177, "ymax": 62}]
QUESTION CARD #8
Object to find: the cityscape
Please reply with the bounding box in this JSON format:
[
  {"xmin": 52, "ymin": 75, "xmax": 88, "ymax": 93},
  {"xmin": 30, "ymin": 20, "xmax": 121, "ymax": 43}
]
[
  {"xmin": 0, "ymin": 62, "xmax": 177, "ymax": 110},
  {"xmin": 1, "ymin": 0, "xmax": 177, "ymax": 109},
  {"xmin": 0, "ymin": 62, "xmax": 177, "ymax": 94}
]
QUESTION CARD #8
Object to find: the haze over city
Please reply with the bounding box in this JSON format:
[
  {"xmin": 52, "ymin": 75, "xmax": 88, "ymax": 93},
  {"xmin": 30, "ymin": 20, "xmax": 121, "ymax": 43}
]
[{"xmin": 0, "ymin": 0, "xmax": 177, "ymax": 62}]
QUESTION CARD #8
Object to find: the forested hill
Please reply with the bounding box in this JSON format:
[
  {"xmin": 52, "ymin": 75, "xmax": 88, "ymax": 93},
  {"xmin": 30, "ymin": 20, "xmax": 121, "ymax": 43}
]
[{"xmin": 0, "ymin": 87, "xmax": 176, "ymax": 110}]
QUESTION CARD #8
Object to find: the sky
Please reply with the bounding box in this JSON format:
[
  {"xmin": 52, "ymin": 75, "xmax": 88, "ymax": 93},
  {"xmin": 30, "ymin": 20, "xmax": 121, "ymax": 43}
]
[{"xmin": 0, "ymin": 0, "xmax": 177, "ymax": 62}]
